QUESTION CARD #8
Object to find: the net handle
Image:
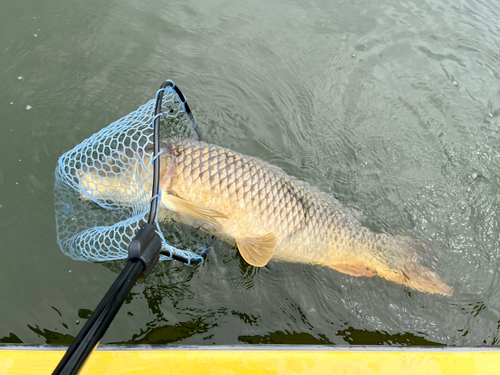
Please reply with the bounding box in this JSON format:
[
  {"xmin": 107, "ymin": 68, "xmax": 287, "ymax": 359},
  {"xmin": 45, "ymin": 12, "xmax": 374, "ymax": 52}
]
[{"xmin": 53, "ymin": 81, "xmax": 203, "ymax": 375}]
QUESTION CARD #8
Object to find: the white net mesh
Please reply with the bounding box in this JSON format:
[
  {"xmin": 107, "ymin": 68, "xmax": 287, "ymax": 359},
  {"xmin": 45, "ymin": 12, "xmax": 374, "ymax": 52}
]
[{"xmin": 54, "ymin": 83, "xmax": 209, "ymax": 263}]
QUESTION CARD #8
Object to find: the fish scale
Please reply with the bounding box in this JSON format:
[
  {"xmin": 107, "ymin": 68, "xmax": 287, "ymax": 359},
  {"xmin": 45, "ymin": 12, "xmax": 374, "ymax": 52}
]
[
  {"xmin": 157, "ymin": 137, "xmax": 453, "ymax": 295},
  {"xmin": 165, "ymin": 140, "xmax": 302, "ymax": 237}
]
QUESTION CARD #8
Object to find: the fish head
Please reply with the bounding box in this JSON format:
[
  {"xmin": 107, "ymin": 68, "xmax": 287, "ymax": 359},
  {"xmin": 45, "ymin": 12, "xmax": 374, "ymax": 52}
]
[{"xmin": 76, "ymin": 149, "xmax": 152, "ymax": 207}]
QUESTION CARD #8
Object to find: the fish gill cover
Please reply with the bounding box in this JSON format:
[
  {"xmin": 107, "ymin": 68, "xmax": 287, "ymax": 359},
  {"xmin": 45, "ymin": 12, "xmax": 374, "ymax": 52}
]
[{"xmin": 54, "ymin": 82, "xmax": 208, "ymax": 264}]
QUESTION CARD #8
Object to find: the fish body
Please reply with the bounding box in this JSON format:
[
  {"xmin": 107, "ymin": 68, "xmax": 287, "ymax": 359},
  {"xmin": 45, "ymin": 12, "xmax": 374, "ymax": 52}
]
[
  {"xmin": 156, "ymin": 138, "xmax": 452, "ymax": 295},
  {"xmin": 77, "ymin": 137, "xmax": 452, "ymax": 295}
]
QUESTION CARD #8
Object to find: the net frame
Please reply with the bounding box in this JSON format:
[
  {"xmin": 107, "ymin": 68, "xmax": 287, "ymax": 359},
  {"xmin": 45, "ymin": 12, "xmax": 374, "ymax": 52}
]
[{"xmin": 54, "ymin": 81, "xmax": 209, "ymax": 265}]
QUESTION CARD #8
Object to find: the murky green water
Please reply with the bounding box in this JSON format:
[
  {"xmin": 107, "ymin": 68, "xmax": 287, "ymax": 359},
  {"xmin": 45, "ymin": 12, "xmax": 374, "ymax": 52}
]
[{"xmin": 2, "ymin": 0, "xmax": 500, "ymax": 346}]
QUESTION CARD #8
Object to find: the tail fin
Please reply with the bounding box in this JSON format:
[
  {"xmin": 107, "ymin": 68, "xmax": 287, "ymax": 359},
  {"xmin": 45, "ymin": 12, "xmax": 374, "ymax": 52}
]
[{"xmin": 327, "ymin": 234, "xmax": 453, "ymax": 296}]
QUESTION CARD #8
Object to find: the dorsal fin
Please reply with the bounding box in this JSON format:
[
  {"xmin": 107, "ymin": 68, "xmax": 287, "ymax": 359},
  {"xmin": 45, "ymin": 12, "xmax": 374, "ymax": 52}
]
[
  {"xmin": 236, "ymin": 233, "xmax": 277, "ymax": 267},
  {"xmin": 162, "ymin": 195, "xmax": 228, "ymax": 230}
]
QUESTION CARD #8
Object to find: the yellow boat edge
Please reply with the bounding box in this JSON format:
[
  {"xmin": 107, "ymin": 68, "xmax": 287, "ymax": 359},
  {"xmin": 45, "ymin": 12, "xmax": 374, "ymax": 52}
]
[{"xmin": 1, "ymin": 345, "xmax": 498, "ymax": 375}]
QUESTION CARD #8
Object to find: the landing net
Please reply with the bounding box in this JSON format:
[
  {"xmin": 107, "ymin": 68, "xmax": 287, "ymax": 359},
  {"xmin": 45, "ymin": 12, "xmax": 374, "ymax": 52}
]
[{"xmin": 54, "ymin": 81, "xmax": 209, "ymax": 264}]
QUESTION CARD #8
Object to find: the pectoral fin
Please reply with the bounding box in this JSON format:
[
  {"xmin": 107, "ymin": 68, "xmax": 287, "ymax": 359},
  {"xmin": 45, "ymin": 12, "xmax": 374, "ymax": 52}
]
[
  {"xmin": 162, "ymin": 195, "xmax": 229, "ymax": 230},
  {"xmin": 236, "ymin": 233, "xmax": 277, "ymax": 267}
]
